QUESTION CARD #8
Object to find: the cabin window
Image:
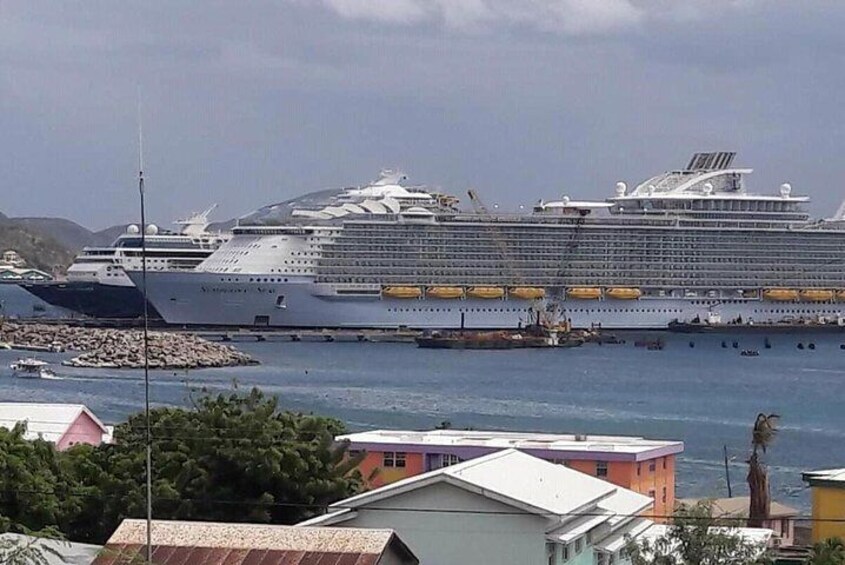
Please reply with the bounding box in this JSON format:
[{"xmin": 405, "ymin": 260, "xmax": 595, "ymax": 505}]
[{"xmin": 275, "ymin": 295, "xmax": 286, "ymax": 308}]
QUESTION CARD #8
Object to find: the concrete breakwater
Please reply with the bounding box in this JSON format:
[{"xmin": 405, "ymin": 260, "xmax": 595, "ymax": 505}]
[{"xmin": 0, "ymin": 322, "xmax": 257, "ymax": 369}]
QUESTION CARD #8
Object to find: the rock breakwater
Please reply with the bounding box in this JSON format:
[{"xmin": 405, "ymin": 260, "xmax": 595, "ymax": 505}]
[{"xmin": 0, "ymin": 322, "xmax": 257, "ymax": 369}]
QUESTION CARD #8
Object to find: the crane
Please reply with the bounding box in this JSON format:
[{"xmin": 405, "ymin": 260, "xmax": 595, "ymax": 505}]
[{"xmin": 467, "ymin": 189, "xmax": 523, "ymax": 285}]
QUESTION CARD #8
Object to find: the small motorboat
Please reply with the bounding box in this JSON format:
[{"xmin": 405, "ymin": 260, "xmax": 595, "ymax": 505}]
[{"xmin": 9, "ymin": 358, "xmax": 56, "ymax": 379}]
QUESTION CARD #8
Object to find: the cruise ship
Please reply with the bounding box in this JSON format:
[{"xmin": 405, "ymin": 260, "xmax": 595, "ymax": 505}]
[
  {"xmin": 22, "ymin": 207, "xmax": 229, "ymax": 319},
  {"xmin": 131, "ymin": 155, "xmax": 845, "ymax": 329}
]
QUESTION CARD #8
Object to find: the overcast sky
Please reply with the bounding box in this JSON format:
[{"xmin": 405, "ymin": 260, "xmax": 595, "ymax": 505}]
[{"xmin": 2, "ymin": 1, "xmax": 844, "ymax": 228}]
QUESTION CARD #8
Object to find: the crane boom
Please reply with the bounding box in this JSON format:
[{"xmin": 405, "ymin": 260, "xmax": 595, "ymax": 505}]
[{"xmin": 467, "ymin": 189, "xmax": 523, "ymax": 285}]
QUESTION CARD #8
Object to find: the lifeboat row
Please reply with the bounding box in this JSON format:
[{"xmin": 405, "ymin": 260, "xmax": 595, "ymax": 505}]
[
  {"xmin": 381, "ymin": 286, "xmax": 545, "ymax": 300},
  {"xmin": 566, "ymin": 287, "xmax": 642, "ymax": 300},
  {"xmin": 763, "ymin": 289, "xmax": 843, "ymax": 302}
]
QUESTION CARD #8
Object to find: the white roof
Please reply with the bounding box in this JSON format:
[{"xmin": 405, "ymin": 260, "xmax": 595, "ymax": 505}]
[
  {"xmin": 0, "ymin": 534, "xmax": 101, "ymax": 565},
  {"xmin": 0, "ymin": 403, "xmax": 108, "ymax": 443},
  {"xmin": 638, "ymin": 524, "xmax": 773, "ymax": 551},
  {"xmin": 594, "ymin": 517, "xmax": 654, "ymax": 553},
  {"xmin": 339, "ymin": 429, "xmax": 683, "ymax": 458},
  {"xmin": 303, "ymin": 450, "xmax": 650, "ymax": 531},
  {"xmin": 804, "ymin": 468, "xmax": 845, "ymax": 484}
]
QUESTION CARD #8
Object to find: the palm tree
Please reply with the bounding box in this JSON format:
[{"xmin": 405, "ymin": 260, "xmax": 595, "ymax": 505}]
[
  {"xmin": 810, "ymin": 537, "xmax": 845, "ymax": 565},
  {"xmin": 747, "ymin": 413, "xmax": 779, "ymax": 527}
]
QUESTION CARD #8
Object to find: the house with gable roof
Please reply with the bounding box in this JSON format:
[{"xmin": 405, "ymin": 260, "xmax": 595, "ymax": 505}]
[
  {"xmin": 300, "ymin": 449, "xmax": 654, "ymax": 565},
  {"xmin": 0, "ymin": 402, "xmax": 111, "ymax": 450}
]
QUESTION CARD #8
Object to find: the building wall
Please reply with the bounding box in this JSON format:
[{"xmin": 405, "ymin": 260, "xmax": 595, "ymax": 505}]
[
  {"xmin": 811, "ymin": 486, "xmax": 845, "ymax": 543},
  {"xmin": 332, "ymin": 481, "xmax": 550, "ymax": 565},
  {"xmin": 355, "ymin": 449, "xmax": 675, "ymax": 520},
  {"xmin": 56, "ymin": 413, "xmax": 104, "ymax": 451}
]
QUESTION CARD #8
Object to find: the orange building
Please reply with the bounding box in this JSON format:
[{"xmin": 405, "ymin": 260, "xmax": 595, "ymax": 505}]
[{"xmin": 340, "ymin": 429, "xmax": 683, "ymax": 519}]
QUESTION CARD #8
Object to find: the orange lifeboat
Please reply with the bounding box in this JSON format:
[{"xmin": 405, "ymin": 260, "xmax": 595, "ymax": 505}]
[
  {"xmin": 466, "ymin": 287, "xmax": 505, "ymax": 299},
  {"xmin": 606, "ymin": 288, "xmax": 641, "ymax": 300},
  {"xmin": 567, "ymin": 287, "xmax": 602, "ymax": 300},
  {"xmin": 426, "ymin": 286, "xmax": 464, "ymax": 299},
  {"xmin": 763, "ymin": 289, "xmax": 799, "ymax": 301},
  {"xmin": 800, "ymin": 289, "xmax": 834, "ymax": 302},
  {"xmin": 509, "ymin": 287, "xmax": 546, "ymax": 300},
  {"xmin": 382, "ymin": 286, "xmax": 422, "ymax": 299}
]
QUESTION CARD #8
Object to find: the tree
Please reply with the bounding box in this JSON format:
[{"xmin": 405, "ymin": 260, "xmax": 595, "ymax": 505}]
[
  {"xmin": 626, "ymin": 501, "xmax": 770, "ymax": 565},
  {"xmin": 748, "ymin": 413, "xmax": 779, "ymax": 527},
  {"xmin": 63, "ymin": 387, "xmax": 363, "ymax": 543},
  {"xmin": 810, "ymin": 537, "xmax": 845, "ymax": 565}
]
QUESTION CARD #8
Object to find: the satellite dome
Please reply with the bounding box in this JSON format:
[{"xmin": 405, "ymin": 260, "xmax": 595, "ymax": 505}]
[
  {"xmin": 126, "ymin": 224, "xmax": 140, "ymax": 234},
  {"xmin": 145, "ymin": 224, "xmax": 159, "ymax": 236},
  {"xmin": 702, "ymin": 182, "xmax": 714, "ymax": 195},
  {"xmin": 615, "ymin": 182, "xmax": 627, "ymax": 196},
  {"xmin": 780, "ymin": 183, "xmax": 792, "ymax": 197}
]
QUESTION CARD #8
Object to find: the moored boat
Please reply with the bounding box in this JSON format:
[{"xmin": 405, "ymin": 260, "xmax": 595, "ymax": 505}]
[
  {"xmin": 382, "ymin": 286, "xmax": 422, "ymax": 299},
  {"xmin": 567, "ymin": 287, "xmax": 602, "ymax": 300},
  {"xmin": 509, "ymin": 287, "xmax": 546, "ymax": 300},
  {"xmin": 763, "ymin": 288, "xmax": 799, "ymax": 301},
  {"xmin": 606, "ymin": 288, "xmax": 641, "ymax": 300},
  {"xmin": 801, "ymin": 289, "xmax": 834, "ymax": 302},
  {"xmin": 466, "ymin": 287, "xmax": 505, "ymax": 299},
  {"xmin": 426, "ymin": 286, "xmax": 464, "ymax": 299}
]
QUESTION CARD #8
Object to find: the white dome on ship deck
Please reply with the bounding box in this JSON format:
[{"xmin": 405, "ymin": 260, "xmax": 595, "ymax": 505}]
[
  {"xmin": 126, "ymin": 224, "xmax": 140, "ymax": 234},
  {"xmin": 145, "ymin": 224, "xmax": 159, "ymax": 235},
  {"xmin": 402, "ymin": 206, "xmax": 434, "ymax": 216},
  {"xmin": 780, "ymin": 183, "xmax": 792, "ymax": 197}
]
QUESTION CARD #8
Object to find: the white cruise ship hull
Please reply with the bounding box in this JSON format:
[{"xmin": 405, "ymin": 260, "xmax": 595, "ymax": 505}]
[{"xmin": 132, "ymin": 271, "xmax": 845, "ymax": 329}]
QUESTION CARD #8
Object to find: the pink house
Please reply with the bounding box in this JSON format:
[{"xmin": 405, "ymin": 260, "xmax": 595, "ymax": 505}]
[{"xmin": 0, "ymin": 403, "xmax": 110, "ymax": 450}]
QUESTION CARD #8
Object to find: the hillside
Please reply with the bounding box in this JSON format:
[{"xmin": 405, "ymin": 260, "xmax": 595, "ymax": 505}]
[
  {"xmin": 0, "ymin": 223, "xmax": 75, "ymax": 272},
  {"xmin": 10, "ymin": 217, "xmax": 119, "ymax": 250}
]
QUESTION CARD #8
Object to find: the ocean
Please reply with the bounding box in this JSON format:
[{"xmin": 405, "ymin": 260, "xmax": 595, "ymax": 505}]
[{"xmin": 2, "ymin": 330, "xmax": 844, "ymax": 514}]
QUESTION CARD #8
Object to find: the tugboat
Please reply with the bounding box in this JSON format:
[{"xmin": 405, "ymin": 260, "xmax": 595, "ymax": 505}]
[{"xmin": 9, "ymin": 358, "xmax": 56, "ymax": 379}]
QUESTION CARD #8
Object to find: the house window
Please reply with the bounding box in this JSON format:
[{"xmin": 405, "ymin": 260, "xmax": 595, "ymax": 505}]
[
  {"xmin": 649, "ymin": 489, "xmax": 656, "ymax": 499},
  {"xmin": 383, "ymin": 452, "xmax": 407, "ymax": 468},
  {"xmin": 649, "ymin": 460, "xmax": 656, "ymax": 472},
  {"xmin": 561, "ymin": 544, "xmax": 569, "ymax": 562},
  {"xmin": 596, "ymin": 461, "xmax": 608, "ymax": 477},
  {"xmin": 440, "ymin": 453, "xmax": 462, "ymax": 467},
  {"xmin": 663, "ymin": 457, "xmax": 667, "ymax": 470},
  {"xmin": 574, "ymin": 537, "xmax": 583, "ymax": 554},
  {"xmin": 637, "ymin": 463, "xmax": 641, "ymax": 476},
  {"xmin": 546, "ymin": 542, "xmax": 556, "ymax": 565},
  {"xmin": 662, "ymin": 487, "xmax": 667, "ymax": 504}
]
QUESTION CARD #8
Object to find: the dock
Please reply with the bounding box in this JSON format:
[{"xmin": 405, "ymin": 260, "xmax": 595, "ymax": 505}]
[{"xmin": 192, "ymin": 329, "xmax": 422, "ymax": 344}]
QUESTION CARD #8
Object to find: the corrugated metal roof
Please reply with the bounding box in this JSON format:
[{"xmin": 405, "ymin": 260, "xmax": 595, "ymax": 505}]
[
  {"xmin": 93, "ymin": 521, "xmax": 409, "ymax": 565},
  {"xmin": 0, "ymin": 402, "xmax": 107, "ymax": 443},
  {"xmin": 107, "ymin": 520, "xmax": 394, "ymax": 552},
  {"xmin": 314, "ymin": 449, "xmax": 618, "ymax": 520},
  {"xmin": 92, "ymin": 544, "xmax": 382, "ymax": 565}
]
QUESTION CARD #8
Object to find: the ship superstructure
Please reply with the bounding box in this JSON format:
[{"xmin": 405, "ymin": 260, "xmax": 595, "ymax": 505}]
[
  {"xmin": 22, "ymin": 207, "xmax": 229, "ymax": 319},
  {"xmin": 132, "ymin": 156, "xmax": 845, "ymax": 329}
]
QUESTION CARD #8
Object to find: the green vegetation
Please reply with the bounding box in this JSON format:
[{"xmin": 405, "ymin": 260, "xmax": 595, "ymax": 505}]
[
  {"xmin": 0, "ymin": 387, "xmax": 362, "ymax": 544},
  {"xmin": 0, "ymin": 224, "xmax": 74, "ymax": 272},
  {"xmin": 626, "ymin": 501, "xmax": 770, "ymax": 565},
  {"xmin": 811, "ymin": 538, "xmax": 845, "ymax": 565}
]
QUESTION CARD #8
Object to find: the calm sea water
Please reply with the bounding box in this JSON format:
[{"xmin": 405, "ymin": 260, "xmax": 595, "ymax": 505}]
[{"xmin": 2, "ymin": 330, "xmax": 844, "ymax": 514}]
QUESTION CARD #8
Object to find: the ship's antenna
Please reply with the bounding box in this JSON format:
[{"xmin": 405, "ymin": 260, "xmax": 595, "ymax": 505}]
[{"xmin": 137, "ymin": 91, "xmax": 153, "ymax": 565}]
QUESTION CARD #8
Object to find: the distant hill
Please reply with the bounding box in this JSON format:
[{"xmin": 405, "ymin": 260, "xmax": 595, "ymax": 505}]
[{"xmin": 0, "ymin": 223, "xmax": 75, "ymax": 272}]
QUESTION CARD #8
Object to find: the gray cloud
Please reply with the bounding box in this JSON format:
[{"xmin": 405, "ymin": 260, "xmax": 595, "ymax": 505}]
[{"xmin": 1, "ymin": 1, "xmax": 844, "ymax": 228}]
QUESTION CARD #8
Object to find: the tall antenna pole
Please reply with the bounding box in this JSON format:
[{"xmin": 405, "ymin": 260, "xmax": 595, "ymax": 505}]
[{"xmin": 138, "ymin": 94, "xmax": 153, "ymax": 564}]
